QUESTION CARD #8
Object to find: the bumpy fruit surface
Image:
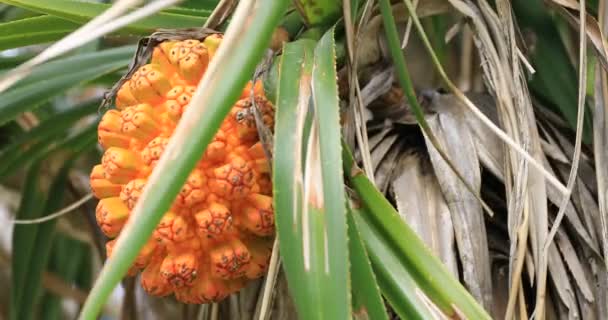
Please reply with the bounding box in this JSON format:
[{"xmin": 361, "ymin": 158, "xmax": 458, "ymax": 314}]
[{"xmin": 90, "ymin": 34, "xmax": 275, "ymax": 304}]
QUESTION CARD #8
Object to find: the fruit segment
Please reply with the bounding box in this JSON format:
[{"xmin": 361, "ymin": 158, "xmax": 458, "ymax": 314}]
[
  {"xmin": 96, "ymin": 198, "xmax": 129, "ymax": 237},
  {"xmin": 90, "ymin": 165, "xmax": 122, "ymax": 198},
  {"xmin": 90, "ymin": 35, "xmax": 275, "ymax": 304}
]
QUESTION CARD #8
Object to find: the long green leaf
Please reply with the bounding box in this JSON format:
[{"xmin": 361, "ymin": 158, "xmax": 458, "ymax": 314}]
[
  {"xmin": 75, "ymin": 243, "xmax": 93, "ymax": 292},
  {"xmin": 273, "ymin": 38, "xmax": 317, "ymax": 318},
  {"xmin": 308, "ymin": 28, "xmax": 350, "ymax": 319},
  {"xmin": 179, "ymin": 0, "xmax": 220, "ymax": 10},
  {"xmin": 346, "ymin": 209, "xmax": 389, "ymax": 320},
  {"xmin": 42, "ymin": 235, "xmax": 89, "ymax": 320},
  {"xmin": 10, "ymin": 161, "xmax": 45, "ymax": 320},
  {"xmin": 0, "ymin": 99, "xmax": 99, "ymax": 178},
  {"xmin": 293, "ymin": 0, "xmax": 341, "ymax": 27},
  {"xmin": 10, "ymin": 123, "xmax": 96, "ymax": 319},
  {"xmin": 0, "ymin": 0, "xmax": 210, "ymax": 33},
  {"xmin": 275, "ymin": 31, "xmax": 351, "ymax": 318},
  {"xmin": 0, "ymin": 63, "xmax": 120, "ymax": 123},
  {"xmin": 162, "ymin": 4, "xmax": 215, "ymax": 16},
  {"xmin": 0, "ymin": 121, "xmax": 97, "ymax": 179},
  {"xmin": 14, "ymin": 46, "xmax": 134, "ymax": 86},
  {"xmin": 0, "ymin": 131, "xmax": 60, "ymax": 180},
  {"xmin": 4, "ymin": 99, "xmax": 97, "ymax": 142},
  {"xmin": 343, "ymin": 146, "xmax": 491, "ymax": 319},
  {"xmin": 350, "ymin": 206, "xmax": 435, "ymax": 320},
  {"xmin": 274, "ymin": 34, "xmax": 352, "ymax": 319},
  {"xmin": 0, "ymin": 54, "xmax": 35, "ymax": 70},
  {"xmin": 0, "ymin": 15, "xmax": 74, "ymax": 50},
  {"xmin": 17, "ymin": 160, "xmax": 75, "ymax": 320},
  {"xmin": 513, "ymin": 0, "xmax": 592, "ymax": 142},
  {"xmin": 0, "ymin": 46, "xmax": 134, "ymax": 125},
  {"xmin": 79, "ymin": 1, "xmax": 289, "ymax": 318}
]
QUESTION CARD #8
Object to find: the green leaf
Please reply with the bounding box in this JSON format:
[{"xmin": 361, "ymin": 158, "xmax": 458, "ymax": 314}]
[
  {"xmin": 0, "ymin": 54, "xmax": 35, "ymax": 70},
  {"xmin": 79, "ymin": 1, "xmax": 290, "ymax": 318},
  {"xmin": 293, "ymin": 0, "xmax": 341, "ymax": 27},
  {"xmin": 0, "ymin": 15, "xmax": 75, "ymax": 50},
  {"xmin": 0, "ymin": 130, "xmax": 59, "ymax": 180},
  {"xmin": 0, "ymin": 99, "xmax": 99, "ymax": 178},
  {"xmin": 273, "ymin": 38, "xmax": 316, "ymax": 319},
  {"xmin": 279, "ymin": 9, "xmax": 306, "ymax": 37},
  {"xmin": 42, "ymin": 235, "xmax": 89, "ymax": 320},
  {"xmin": 12, "ymin": 45, "xmax": 135, "ymax": 86},
  {"xmin": 162, "ymin": 5, "xmax": 213, "ymax": 17},
  {"xmin": 342, "ymin": 145, "xmax": 492, "ymax": 319},
  {"xmin": 10, "ymin": 121, "xmax": 95, "ymax": 318},
  {"xmin": 0, "ymin": 0, "xmax": 209, "ymax": 34},
  {"xmin": 0, "ymin": 46, "xmax": 134, "ymax": 126},
  {"xmin": 10, "ymin": 161, "xmax": 45, "ymax": 320},
  {"xmin": 178, "ymin": 0, "xmax": 220, "ymax": 10},
  {"xmin": 309, "ymin": 27, "xmax": 350, "ymax": 319},
  {"xmin": 52, "ymin": 122, "xmax": 99, "ymax": 156},
  {"xmin": 0, "ymin": 63, "xmax": 114, "ymax": 123},
  {"xmin": 75, "ymin": 243, "xmax": 93, "ymax": 291},
  {"xmin": 262, "ymin": 54, "xmax": 280, "ymax": 103},
  {"xmin": 346, "ymin": 209, "xmax": 389, "ymax": 320},
  {"xmin": 17, "ymin": 160, "xmax": 75, "ymax": 320},
  {"xmin": 274, "ymin": 30, "xmax": 350, "ymax": 320},
  {"xmin": 513, "ymin": 0, "xmax": 592, "ymax": 142},
  {"xmin": 0, "ymin": 120, "xmax": 97, "ymax": 180},
  {"xmin": 351, "ymin": 210, "xmax": 435, "ymax": 319}
]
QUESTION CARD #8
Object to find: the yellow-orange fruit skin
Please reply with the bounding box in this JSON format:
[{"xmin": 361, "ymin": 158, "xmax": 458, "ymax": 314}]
[
  {"xmin": 239, "ymin": 194, "xmax": 274, "ymax": 236},
  {"xmin": 153, "ymin": 211, "xmax": 192, "ymax": 246},
  {"xmin": 90, "ymin": 165, "xmax": 122, "ymax": 199},
  {"xmin": 141, "ymin": 256, "xmax": 172, "ymax": 296},
  {"xmin": 160, "ymin": 251, "xmax": 199, "ymax": 288},
  {"xmin": 98, "ymin": 110, "xmax": 130, "ymax": 149},
  {"xmin": 129, "ymin": 64, "xmax": 172, "ymax": 104},
  {"xmin": 96, "ymin": 198, "xmax": 129, "ymax": 238},
  {"xmin": 119, "ymin": 178, "xmax": 146, "ymax": 209},
  {"xmin": 194, "ymin": 202, "xmax": 233, "ymax": 238},
  {"xmin": 209, "ymin": 238, "xmax": 251, "ymax": 280},
  {"xmin": 115, "ymin": 80, "xmax": 139, "ymax": 110},
  {"xmin": 243, "ymin": 237, "xmax": 273, "ymax": 279},
  {"xmin": 90, "ymin": 36, "xmax": 275, "ymax": 304},
  {"xmin": 134, "ymin": 238, "xmax": 159, "ymax": 269},
  {"xmin": 120, "ymin": 103, "xmax": 162, "ymax": 144},
  {"xmin": 101, "ymin": 147, "xmax": 142, "ymax": 184}
]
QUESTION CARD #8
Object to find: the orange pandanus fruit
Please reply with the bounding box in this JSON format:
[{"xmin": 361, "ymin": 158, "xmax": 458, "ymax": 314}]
[{"xmin": 90, "ymin": 34, "xmax": 275, "ymax": 304}]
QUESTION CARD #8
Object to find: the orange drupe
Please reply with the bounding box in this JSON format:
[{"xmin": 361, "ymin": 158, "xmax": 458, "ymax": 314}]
[{"xmin": 90, "ymin": 34, "xmax": 274, "ymax": 304}]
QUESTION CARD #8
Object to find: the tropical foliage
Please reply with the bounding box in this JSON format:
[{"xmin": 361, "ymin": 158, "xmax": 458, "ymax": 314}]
[{"xmin": 0, "ymin": 0, "xmax": 606, "ymax": 319}]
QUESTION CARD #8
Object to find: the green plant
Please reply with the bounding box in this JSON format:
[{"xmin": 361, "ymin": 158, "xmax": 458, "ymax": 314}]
[{"xmin": 0, "ymin": 0, "xmax": 606, "ymax": 319}]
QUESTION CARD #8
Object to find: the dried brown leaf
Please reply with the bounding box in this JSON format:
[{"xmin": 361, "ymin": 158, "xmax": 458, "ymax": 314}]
[
  {"xmin": 391, "ymin": 152, "xmax": 459, "ymax": 276},
  {"xmin": 423, "ymin": 100, "xmax": 493, "ymax": 310}
]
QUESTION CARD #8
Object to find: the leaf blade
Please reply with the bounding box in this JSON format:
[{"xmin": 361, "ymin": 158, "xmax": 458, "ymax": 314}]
[
  {"xmin": 309, "ymin": 27, "xmax": 350, "ymax": 319},
  {"xmin": 0, "ymin": 46, "xmax": 134, "ymax": 125},
  {"xmin": 0, "ymin": 15, "xmax": 76, "ymax": 50},
  {"xmin": 272, "ymin": 38, "xmax": 319, "ymax": 319},
  {"xmin": 347, "ymin": 209, "xmax": 389, "ymax": 320},
  {"xmin": 0, "ymin": 0, "xmax": 210, "ymax": 34},
  {"xmin": 10, "ymin": 161, "xmax": 45, "ymax": 320},
  {"xmin": 343, "ymin": 145, "xmax": 492, "ymax": 319},
  {"xmin": 350, "ymin": 206, "xmax": 435, "ymax": 320}
]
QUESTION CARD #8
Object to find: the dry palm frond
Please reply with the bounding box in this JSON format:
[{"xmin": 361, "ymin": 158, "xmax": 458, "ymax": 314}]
[
  {"xmin": 594, "ymin": 0, "xmax": 608, "ymax": 281},
  {"xmin": 358, "ymin": 79, "xmax": 607, "ymax": 318},
  {"xmin": 391, "ymin": 151, "xmax": 458, "ymax": 276},
  {"xmin": 422, "ymin": 92, "xmax": 493, "ymax": 310},
  {"xmin": 350, "ymin": 6, "xmax": 608, "ymax": 312}
]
